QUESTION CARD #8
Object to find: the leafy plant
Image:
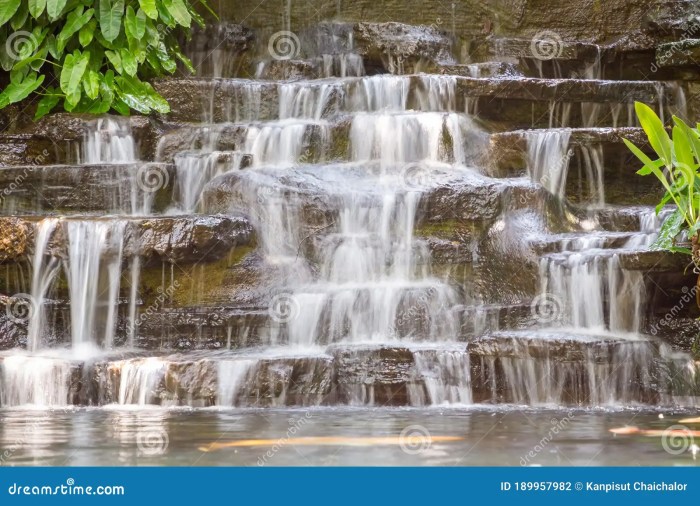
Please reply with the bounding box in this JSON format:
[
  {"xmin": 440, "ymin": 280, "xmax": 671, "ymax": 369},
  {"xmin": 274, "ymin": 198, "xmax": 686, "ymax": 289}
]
[
  {"xmin": 0, "ymin": 0, "xmax": 215, "ymax": 119},
  {"xmin": 624, "ymin": 101, "xmax": 700, "ymax": 256}
]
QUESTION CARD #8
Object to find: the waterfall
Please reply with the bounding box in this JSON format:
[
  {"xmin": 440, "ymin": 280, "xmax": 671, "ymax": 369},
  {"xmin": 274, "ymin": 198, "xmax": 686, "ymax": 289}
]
[
  {"xmin": 26, "ymin": 219, "xmax": 61, "ymax": 352},
  {"xmin": 174, "ymin": 151, "xmax": 249, "ymax": 212},
  {"xmin": 216, "ymin": 359, "xmax": 257, "ymax": 406},
  {"xmin": 526, "ymin": 129, "xmax": 572, "ymax": 199},
  {"xmin": 83, "ymin": 117, "xmax": 137, "ymax": 164},
  {"xmin": 65, "ymin": 220, "xmax": 126, "ymax": 349},
  {"xmin": 0, "ymin": 355, "xmax": 72, "ymax": 407}
]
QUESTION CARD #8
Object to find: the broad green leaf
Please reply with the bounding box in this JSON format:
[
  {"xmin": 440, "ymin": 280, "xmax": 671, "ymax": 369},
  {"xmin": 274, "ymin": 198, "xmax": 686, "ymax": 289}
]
[
  {"xmin": 624, "ymin": 138, "xmax": 659, "ymax": 170},
  {"xmin": 79, "ymin": 18, "xmax": 97, "ymax": 46},
  {"xmin": 125, "ymin": 6, "xmax": 146, "ymax": 40},
  {"xmin": 674, "ymin": 116, "xmax": 700, "ymax": 163},
  {"xmin": 155, "ymin": 42, "xmax": 176, "ymax": 73},
  {"xmin": 172, "ymin": 46, "xmax": 194, "ymax": 73},
  {"xmin": 60, "ymin": 50, "xmax": 90, "ymax": 95},
  {"xmin": 57, "ymin": 7, "xmax": 94, "ymax": 52},
  {"xmin": 0, "ymin": 0, "xmax": 20, "ymax": 25},
  {"xmin": 64, "ymin": 88, "xmax": 81, "ymax": 110},
  {"xmin": 99, "ymin": 0, "xmax": 124, "ymax": 43},
  {"xmin": 34, "ymin": 90, "xmax": 62, "ymax": 120},
  {"xmin": 138, "ymin": 0, "xmax": 157, "ymax": 19},
  {"xmin": 650, "ymin": 208, "xmax": 685, "ymax": 251},
  {"xmin": 28, "ymin": 0, "xmax": 46, "ymax": 19},
  {"xmin": 672, "ymin": 125, "xmax": 695, "ymax": 169},
  {"xmin": 105, "ymin": 49, "xmax": 122, "ymax": 73},
  {"xmin": 83, "ymin": 70, "xmax": 100, "ymax": 99},
  {"xmin": 0, "ymin": 72, "xmax": 44, "ymax": 104},
  {"xmin": 10, "ymin": 1, "xmax": 29, "ymax": 30},
  {"xmin": 119, "ymin": 47, "xmax": 137, "ymax": 75},
  {"xmin": 163, "ymin": 0, "xmax": 190, "ymax": 26},
  {"xmin": 111, "ymin": 96, "xmax": 130, "ymax": 115},
  {"xmin": 115, "ymin": 74, "xmax": 169, "ymax": 113},
  {"xmin": 46, "ymin": 0, "xmax": 68, "ymax": 19},
  {"xmin": 635, "ymin": 101, "xmax": 673, "ymax": 166}
]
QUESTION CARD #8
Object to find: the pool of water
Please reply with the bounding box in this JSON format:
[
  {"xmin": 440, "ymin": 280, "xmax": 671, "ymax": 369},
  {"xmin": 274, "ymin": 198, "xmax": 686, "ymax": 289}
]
[{"xmin": 0, "ymin": 407, "xmax": 698, "ymax": 466}]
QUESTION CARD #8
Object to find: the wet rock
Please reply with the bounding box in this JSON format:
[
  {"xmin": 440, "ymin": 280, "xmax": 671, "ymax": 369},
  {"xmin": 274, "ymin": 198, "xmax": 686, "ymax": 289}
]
[
  {"xmin": 184, "ymin": 22, "xmax": 256, "ymax": 77},
  {"xmin": 0, "ymin": 217, "xmax": 30, "ymax": 262},
  {"xmin": 353, "ymin": 22, "xmax": 454, "ymax": 73},
  {"xmin": 0, "ymin": 163, "xmax": 174, "ymax": 214},
  {"xmin": 130, "ymin": 215, "xmax": 254, "ymax": 265},
  {"xmin": 617, "ymin": 250, "xmax": 691, "ymax": 272},
  {"xmin": 255, "ymin": 59, "xmax": 319, "ymax": 80},
  {"xmin": 331, "ymin": 345, "xmax": 420, "ymax": 405},
  {"xmin": 439, "ymin": 62, "xmax": 522, "ymax": 78}
]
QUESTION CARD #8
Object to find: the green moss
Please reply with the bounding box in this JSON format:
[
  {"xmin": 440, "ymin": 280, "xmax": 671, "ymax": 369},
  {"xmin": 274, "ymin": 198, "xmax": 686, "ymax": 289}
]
[{"xmin": 130, "ymin": 245, "xmax": 255, "ymax": 307}]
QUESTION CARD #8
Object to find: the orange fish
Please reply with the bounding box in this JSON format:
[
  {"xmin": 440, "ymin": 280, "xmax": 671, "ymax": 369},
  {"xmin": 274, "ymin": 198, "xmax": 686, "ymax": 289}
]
[{"xmin": 199, "ymin": 435, "xmax": 463, "ymax": 452}]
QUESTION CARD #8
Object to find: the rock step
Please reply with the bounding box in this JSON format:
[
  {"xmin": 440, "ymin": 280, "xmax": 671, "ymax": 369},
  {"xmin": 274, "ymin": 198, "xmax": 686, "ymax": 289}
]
[
  {"xmin": 0, "ymin": 215, "xmax": 253, "ymax": 266},
  {"xmin": 0, "ymin": 337, "xmax": 696, "ymax": 408},
  {"xmin": 0, "ymin": 163, "xmax": 174, "ymax": 215},
  {"xmin": 152, "ymin": 76, "xmax": 675, "ymax": 125},
  {"xmin": 488, "ymin": 127, "xmax": 662, "ymax": 206}
]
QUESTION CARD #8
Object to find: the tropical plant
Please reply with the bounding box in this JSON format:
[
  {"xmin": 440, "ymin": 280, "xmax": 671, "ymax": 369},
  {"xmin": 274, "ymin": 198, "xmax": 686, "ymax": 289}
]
[
  {"xmin": 0, "ymin": 0, "xmax": 214, "ymax": 119},
  {"xmin": 624, "ymin": 101, "xmax": 700, "ymax": 257}
]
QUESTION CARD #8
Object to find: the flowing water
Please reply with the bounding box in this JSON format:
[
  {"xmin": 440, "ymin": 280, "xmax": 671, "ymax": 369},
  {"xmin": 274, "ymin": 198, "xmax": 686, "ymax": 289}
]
[{"xmin": 1, "ymin": 22, "xmax": 698, "ymax": 466}]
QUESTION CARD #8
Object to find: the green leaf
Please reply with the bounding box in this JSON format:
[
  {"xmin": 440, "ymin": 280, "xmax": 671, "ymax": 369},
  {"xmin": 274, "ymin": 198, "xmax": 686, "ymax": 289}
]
[
  {"xmin": 0, "ymin": 72, "xmax": 44, "ymax": 104},
  {"xmin": 115, "ymin": 74, "xmax": 169, "ymax": 113},
  {"xmin": 163, "ymin": 0, "xmax": 190, "ymax": 26},
  {"xmin": 34, "ymin": 90, "xmax": 62, "ymax": 120},
  {"xmin": 46, "ymin": 0, "xmax": 68, "ymax": 19},
  {"xmin": 57, "ymin": 7, "xmax": 94, "ymax": 52},
  {"xmin": 10, "ymin": 1, "xmax": 29, "ymax": 30},
  {"xmin": 105, "ymin": 49, "xmax": 122, "ymax": 73},
  {"xmin": 28, "ymin": 0, "xmax": 47, "ymax": 19},
  {"xmin": 672, "ymin": 125, "xmax": 695, "ymax": 169},
  {"xmin": 0, "ymin": 0, "xmax": 21, "ymax": 25},
  {"xmin": 125, "ymin": 6, "xmax": 147, "ymax": 40},
  {"xmin": 60, "ymin": 50, "xmax": 90, "ymax": 95},
  {"xmin": 155, "ymin": 41, "xmax": 176, "ymax": 73},
  {"xmin": 138, "ymin": 0, "xmax": 157, "ymax": 19},
  {"xmin": 99, "ymin": 0, "xmax": 124, "ymax": 43},
  {"xmin": 119, "ymin": 47, "xmax": 137, "ymax": 75},
  {"xmin": 172, "ymin": 46, "xmax": 194, "ymax": 73},
  {"xmin": 79, "ymin": 18, "xmax": 97, "ymax": 46},
  {"xmin": 635, "ymin": 101, "xmax": 673, "ymax": 167},
  {"xmin": 650, "ymin": 208, "xmax": 685, "ymax": 251},
  {"xmin": 83, "ymin": 70, "xmax": 100, "ymax": 99}
]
